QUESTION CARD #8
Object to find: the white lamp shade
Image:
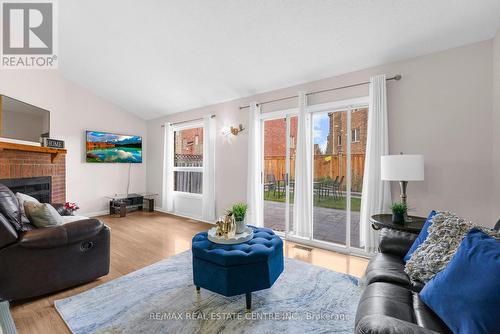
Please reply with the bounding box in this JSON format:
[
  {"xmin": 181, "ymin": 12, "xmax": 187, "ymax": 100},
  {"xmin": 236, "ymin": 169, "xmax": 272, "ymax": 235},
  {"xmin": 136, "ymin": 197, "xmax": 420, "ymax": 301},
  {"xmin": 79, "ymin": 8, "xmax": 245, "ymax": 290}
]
[{"xmin": 381, "ymin": 154, "xmax": 424, "ymax": 181}]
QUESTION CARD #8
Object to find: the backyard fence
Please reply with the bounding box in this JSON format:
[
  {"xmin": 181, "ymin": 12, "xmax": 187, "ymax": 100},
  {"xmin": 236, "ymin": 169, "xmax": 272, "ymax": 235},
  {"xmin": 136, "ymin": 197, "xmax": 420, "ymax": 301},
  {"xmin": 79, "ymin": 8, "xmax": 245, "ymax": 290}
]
[
  {"xmin": 172, "ymin": 153, "xmax": 365, "ymax": 194},
  {"xmin": 264, "ymin": 153, "xmax": 365, "ymax": 192},
  {"xmin": 174, "ymin": 154, "xmax": 203, "ymax": 194}
]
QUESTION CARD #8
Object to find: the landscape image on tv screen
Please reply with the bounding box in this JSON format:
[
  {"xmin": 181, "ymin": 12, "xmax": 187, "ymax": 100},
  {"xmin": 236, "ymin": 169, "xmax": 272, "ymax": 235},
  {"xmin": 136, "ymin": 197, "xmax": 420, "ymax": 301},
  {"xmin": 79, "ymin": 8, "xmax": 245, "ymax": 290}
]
[{"xmin": 86, "ymin": 131, "xmax": 142, "ymax": 163}]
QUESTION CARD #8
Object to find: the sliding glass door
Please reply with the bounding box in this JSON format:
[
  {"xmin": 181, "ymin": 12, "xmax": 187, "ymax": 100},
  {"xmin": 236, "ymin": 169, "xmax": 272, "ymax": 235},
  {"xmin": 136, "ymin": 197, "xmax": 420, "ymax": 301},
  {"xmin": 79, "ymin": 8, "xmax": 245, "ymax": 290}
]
[
  {"xmin": 349, "ymin": 107, "xmax": 367, "ymax": 249},
  {"xmin": 312, "ymin": 110, "xmax": 348, "ymax": 245},
  {"xmin": 311, "ymin": 104, "xmax": 367, "ymax": 249},
  {"xmin": 259, "ymin": 99, "xmax": 368, "ymax": 253},
  {"xmin": 262, "ymin": 115, "xmax": 297, "ymax": 234}
]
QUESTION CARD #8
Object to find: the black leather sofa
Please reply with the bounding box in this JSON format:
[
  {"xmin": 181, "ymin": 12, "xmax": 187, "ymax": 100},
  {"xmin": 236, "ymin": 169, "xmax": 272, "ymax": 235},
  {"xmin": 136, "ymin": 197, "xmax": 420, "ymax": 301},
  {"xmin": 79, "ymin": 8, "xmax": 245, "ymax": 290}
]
[
  {"xmin": 355, "ymin": 228, "xmax": 452, "ymax": 334},
  {"xmin": 356, "ymin": 222, "xmax": 500, "ymax": 334},
  {"xmin": 0, "ymin": 183, "xmax": 110, "ymax": 301}
]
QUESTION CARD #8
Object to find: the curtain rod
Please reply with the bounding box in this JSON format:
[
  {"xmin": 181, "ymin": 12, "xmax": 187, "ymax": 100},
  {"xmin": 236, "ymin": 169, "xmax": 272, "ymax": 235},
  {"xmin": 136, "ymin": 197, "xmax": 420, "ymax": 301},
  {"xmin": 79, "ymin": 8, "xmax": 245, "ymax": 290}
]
[
  {"xmin": 161, "ymin": 114, "xmax": 216, "ymax": 128},
  {"xmin": 239, "ymin": 74, "xmax": 401, "ymax": 110}
]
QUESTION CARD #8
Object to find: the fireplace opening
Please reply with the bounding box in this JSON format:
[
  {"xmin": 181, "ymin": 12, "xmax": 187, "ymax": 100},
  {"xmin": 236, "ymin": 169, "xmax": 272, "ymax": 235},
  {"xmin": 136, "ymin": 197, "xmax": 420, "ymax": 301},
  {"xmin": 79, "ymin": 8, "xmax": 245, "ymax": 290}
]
[{"xmin": 0, "ymin": 176, "xmax": 52, "ymax": 203}]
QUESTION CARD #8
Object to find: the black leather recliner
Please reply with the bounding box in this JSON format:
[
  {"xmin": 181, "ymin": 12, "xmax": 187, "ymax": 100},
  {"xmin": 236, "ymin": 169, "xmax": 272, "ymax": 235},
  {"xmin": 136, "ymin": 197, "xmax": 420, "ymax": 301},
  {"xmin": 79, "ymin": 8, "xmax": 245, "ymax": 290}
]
[{"xmin": 0, "ymin": 183, "xmax": 110, "ymax": 301}]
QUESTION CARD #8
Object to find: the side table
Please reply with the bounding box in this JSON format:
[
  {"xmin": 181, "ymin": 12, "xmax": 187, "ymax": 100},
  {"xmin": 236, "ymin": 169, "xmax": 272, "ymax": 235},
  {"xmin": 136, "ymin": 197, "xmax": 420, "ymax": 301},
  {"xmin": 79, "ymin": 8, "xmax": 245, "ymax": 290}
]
[{"xmin": 370, "ymin": 214, "xmax": 426, "ymax": 234}]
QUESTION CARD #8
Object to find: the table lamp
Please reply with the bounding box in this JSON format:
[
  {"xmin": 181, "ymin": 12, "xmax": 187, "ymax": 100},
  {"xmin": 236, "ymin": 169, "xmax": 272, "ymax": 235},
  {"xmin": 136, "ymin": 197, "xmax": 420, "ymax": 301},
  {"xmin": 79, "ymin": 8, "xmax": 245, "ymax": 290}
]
[{"xmin": 381, "ymin": 154, "xmax": 424, "ymax": 205}]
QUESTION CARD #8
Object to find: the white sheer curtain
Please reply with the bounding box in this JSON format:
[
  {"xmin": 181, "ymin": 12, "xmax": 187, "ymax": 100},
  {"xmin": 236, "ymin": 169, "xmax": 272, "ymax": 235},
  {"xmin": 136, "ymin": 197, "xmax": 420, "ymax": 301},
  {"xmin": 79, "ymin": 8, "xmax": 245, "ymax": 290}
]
[
  {"xmin": 162, "ymin": 122, "xmax": 174, "ymax": 212},
  {"xmin": 246, "ymin": 102, "xmax": 263, "ymax": 227},
  {"xmin": 202, "ymin": 115, "xmax": 216, "ymax": 221},
  {"xmin": 293, "ymin": 92, "xmax": 312, "ymax": 238},
  {"xmin": 359, "ymin": 74, "xmax": 392, "ymax": 253}
]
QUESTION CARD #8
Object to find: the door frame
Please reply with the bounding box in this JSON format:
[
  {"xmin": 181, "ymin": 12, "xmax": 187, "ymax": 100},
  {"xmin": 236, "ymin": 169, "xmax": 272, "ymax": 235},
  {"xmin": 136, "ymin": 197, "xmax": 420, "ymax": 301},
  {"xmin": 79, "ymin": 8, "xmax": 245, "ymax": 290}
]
[
  {"xmin": 307, "ymin": 97, "xmax": 369, "ymax": 253},
  {"xmin": 260, "ymin": 108, "xmax": 299, "ymax": 236},
  {"xmin": 259, "ymin": 96, "xmax": 370, "ymax": 257}
]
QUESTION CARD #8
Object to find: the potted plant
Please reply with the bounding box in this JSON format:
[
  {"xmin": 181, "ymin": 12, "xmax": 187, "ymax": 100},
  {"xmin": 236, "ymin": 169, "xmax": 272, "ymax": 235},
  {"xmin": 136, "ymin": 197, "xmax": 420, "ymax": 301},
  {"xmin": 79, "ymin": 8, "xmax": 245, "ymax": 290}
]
[
  {"xmin": 64, "ymin": 202, "xmax": 79, "ymax": 216},
  {"xmin": 390, "ymin": 202, "xmax": 407, "ymax": 224},
  {"xmin": 230, "ymin": 202, "xmax": 248, "ymax": 234}
]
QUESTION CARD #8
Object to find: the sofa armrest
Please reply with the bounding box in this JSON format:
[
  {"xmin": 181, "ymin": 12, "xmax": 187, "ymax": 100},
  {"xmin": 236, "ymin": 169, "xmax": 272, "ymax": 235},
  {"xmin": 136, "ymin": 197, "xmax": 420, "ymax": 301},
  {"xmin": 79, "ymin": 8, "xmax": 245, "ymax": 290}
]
[
  {"xmin": 19, "ymin": 219, "xmax": 104, "ymax": 249},
  {"xmin": 378, "ymin": 228, "xmax": 417, "ymax": 257},
  {"xmin": 51, "ymin": 203, "xmax": 72, "ymax": 216},
  {"xmin": 0, "ymin": 212, "xmax": 18, "ymax": 248},
  {"xmin": 356, "ymin": 315, "xmax": 441, "ymax": 334}
]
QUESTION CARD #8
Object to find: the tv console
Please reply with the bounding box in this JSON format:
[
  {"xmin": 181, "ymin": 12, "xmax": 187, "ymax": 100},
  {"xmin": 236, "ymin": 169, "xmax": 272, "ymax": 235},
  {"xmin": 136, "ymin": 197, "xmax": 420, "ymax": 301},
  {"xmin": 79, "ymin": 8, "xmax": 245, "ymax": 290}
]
[{"xmin": 107, "ymin": 193, "xmax": 157, "ymax": 217}]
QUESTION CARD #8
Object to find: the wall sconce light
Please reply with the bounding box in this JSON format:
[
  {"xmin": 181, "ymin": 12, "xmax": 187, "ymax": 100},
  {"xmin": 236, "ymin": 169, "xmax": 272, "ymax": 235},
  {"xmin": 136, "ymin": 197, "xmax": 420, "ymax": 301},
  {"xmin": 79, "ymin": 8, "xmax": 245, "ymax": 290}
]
[
  {"xmin": 223, "ymin": 124, "xmax": 245, "ymax": 136},
  {"xmin": 230, "ymin": 124, "xmax": 245, "ymax": 136}
]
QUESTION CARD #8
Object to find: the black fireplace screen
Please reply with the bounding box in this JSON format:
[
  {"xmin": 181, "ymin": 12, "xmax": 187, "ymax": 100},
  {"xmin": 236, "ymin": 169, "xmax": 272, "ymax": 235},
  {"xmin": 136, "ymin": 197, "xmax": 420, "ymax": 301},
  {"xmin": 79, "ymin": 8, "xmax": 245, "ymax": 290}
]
[{"xmin": 0, "ymin": 176, "xmax": 52, "ymax": 203}]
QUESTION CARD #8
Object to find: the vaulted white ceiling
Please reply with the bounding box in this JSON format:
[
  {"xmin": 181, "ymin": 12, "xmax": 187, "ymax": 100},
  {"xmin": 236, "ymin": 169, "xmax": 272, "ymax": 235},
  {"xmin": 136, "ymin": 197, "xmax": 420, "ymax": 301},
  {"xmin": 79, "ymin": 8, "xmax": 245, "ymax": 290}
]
[{"xmin": 59, "ymin": 0, "xmax": 500, "ymax": 119}]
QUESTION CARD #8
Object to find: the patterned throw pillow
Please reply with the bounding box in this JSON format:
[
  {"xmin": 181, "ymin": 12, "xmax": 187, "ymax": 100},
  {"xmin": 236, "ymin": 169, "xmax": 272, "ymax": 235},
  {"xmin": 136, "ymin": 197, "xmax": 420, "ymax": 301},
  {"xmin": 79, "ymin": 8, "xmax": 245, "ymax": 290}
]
[
  {"xmin": 404, "ymin": 212, "xmax": 499, "ymax": 284},
  {"xmin": 16, "ymin": 192, "xmax": 40, "ymax": 224}
]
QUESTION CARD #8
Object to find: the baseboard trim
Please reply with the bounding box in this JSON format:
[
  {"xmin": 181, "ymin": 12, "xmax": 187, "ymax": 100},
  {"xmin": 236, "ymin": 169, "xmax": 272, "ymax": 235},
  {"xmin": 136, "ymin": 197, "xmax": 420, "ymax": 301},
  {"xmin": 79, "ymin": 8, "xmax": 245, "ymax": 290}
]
[
  {"xmin": 154, "ymin": 207, "xmax": 214, "ymax": 225},
  {"xmin": 80, "ymin": 208, "xmax": 215, "ymax": 224},
  {"xmin": 80, "ymin": 210, "xmax": 109, "ymax": 218}
]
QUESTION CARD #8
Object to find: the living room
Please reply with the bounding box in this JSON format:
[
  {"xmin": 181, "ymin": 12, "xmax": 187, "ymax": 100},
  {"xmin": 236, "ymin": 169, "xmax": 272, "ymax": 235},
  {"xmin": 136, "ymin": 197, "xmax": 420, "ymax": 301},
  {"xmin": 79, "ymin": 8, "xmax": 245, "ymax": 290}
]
[{"xmin": 0, "ymin": 1, "xmax": 499, "ymax": 333}]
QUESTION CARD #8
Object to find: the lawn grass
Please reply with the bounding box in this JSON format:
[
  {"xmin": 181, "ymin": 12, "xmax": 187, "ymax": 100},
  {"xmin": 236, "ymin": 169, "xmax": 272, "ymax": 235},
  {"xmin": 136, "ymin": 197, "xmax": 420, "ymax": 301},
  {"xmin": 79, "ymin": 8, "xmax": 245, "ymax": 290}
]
[{"xmin": 264, "ymin": 191, "xmax": 361, "ymax": 212}]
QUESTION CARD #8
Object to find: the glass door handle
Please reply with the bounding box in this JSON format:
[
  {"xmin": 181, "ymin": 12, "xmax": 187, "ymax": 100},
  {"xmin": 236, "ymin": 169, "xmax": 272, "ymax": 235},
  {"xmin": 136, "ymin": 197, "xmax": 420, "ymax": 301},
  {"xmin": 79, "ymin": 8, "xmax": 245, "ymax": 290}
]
[{"xmin": 285, "ymin": 173, "xmax": 289, "ymax": 187}]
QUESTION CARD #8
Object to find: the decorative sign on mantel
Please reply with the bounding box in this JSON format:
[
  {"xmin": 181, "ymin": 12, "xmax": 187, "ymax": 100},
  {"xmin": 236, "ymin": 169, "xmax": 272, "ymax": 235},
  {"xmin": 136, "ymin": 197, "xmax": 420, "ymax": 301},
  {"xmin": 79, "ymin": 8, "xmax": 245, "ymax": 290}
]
[{"xmin": 41, "ymin": 138, "xmax": 65, "ymax": 149}]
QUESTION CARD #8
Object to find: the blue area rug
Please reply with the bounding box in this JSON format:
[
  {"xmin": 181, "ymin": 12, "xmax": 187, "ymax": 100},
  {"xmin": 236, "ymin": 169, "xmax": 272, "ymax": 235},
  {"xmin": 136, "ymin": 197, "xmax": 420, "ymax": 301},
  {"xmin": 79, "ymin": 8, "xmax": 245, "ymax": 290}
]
[
  {"xmin": 55, "ymin": 251, "xmax": 361, "ymax": 334},
  {"xmin": 0, "ymin": 301, "xmax": 17, "ymax": 334}
]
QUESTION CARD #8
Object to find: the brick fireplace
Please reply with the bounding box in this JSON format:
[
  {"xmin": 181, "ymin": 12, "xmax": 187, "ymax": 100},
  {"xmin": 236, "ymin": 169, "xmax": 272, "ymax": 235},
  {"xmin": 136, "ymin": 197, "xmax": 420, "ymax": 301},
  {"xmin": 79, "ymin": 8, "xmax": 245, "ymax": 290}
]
[{"xmin": 0, "ymin": 144, "xmax": 66, "ymax": 203}]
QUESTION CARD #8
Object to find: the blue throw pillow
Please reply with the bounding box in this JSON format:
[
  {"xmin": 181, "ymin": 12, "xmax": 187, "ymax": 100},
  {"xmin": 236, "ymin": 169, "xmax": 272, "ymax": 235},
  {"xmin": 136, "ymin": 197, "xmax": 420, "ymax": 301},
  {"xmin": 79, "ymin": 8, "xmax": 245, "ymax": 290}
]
[
  {"xmin": 404, "ymin": 210, "xmax": 436, "ymax": 262},
  {"xmin": 420, "ymin": 229, "xmax": 500, "ymax": 334}
]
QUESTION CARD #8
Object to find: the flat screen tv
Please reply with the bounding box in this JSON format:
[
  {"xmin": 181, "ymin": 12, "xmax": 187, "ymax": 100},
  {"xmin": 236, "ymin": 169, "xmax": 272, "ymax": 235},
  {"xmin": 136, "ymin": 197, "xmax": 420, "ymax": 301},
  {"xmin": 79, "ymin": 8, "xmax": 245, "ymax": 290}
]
[{"xmin": 86, "ymin": 131, "xmax": 142, "ymax": 163}]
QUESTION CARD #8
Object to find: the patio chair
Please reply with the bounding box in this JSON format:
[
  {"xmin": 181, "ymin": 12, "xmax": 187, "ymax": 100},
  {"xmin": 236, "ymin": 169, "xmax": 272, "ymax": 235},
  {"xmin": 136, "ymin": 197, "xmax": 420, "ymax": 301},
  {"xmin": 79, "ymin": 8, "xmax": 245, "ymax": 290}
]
[
  {"xmin": 334, "ymin": 176, "xmax": 345, "ymax": 198},
  {"xmin": 321, "ymin": 176, "xmax": 338, "ymax": 198},
  {"xmin": 289, "ymin": 177, "xmax": 295, "ymax": 194},
  {"xmin": 313, "ymin": 180, "xmax": 323, "ymax": 197},
  {"xmin": 275, "ymin": 174, "xmax": 287, "ymax": 198},
  {"xmin": 264, "ymin": 174, "xmax": 277, "ymax": 198}
]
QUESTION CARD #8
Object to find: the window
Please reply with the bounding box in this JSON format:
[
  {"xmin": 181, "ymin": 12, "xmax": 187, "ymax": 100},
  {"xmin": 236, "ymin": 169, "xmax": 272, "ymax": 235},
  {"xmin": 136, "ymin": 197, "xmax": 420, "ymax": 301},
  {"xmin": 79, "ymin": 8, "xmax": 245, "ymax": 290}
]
[
  {"xmin": 352, "ymin": 128, "xmax": 360, "ymax": 143},
  {"xmin": 337, "ymin": 135, "xmax": 342, "ymax": 146},
  {"xmin": 173, "ymin": 126, "xmax": 204, "ymax": 194}
]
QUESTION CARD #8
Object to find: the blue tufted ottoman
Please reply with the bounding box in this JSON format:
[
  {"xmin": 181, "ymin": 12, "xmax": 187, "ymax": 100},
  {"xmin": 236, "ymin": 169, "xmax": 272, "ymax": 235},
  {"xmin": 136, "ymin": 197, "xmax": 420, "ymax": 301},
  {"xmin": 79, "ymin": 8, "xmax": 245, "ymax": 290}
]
[{"xmin": 191, "ymin": 226, "xmax": 284, "ymax": 310}]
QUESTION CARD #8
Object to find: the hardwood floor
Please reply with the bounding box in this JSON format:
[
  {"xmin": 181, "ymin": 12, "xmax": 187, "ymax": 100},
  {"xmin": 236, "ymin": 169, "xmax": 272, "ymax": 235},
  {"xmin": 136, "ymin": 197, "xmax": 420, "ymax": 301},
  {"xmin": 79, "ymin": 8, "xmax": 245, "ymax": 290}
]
[{"xmin": 10, "ymin": 211, "xmax": 368, "ymax": 334}]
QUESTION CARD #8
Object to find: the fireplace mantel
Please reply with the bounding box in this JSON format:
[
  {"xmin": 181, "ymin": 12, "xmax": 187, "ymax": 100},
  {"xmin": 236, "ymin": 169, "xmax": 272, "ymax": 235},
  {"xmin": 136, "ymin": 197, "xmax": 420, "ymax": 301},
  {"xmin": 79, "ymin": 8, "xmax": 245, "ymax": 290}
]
[
  {"xmin": 0, "ymin": 141, "xmax": 66, "ymax": 163},
  {"xmin": 0, "ymin": 141, "xmax": 66, "ymax": 203}
]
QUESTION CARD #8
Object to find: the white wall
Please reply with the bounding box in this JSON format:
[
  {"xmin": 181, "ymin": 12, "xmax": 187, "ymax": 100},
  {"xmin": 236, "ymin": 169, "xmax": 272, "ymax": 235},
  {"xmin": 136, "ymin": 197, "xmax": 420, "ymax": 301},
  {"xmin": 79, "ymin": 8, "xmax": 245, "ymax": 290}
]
[
  {"xmin": 493, "ymin": 28, "xmax": 500, "ymax": 224},
  {"xmin": 147, "ymin": 40, "xmax": 496, "ymax": 227},
  {"xmin": 0, "ymin": 70, "xmax": 147, "ymax": 216}
]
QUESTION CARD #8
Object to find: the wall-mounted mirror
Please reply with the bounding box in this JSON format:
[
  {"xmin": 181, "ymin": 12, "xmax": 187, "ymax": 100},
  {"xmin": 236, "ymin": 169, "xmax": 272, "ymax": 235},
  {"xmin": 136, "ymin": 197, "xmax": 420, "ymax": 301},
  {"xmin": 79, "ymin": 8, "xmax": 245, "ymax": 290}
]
[{"xmin": 0, "ymin": 95, "xmax": 50, "ymax": 143}]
